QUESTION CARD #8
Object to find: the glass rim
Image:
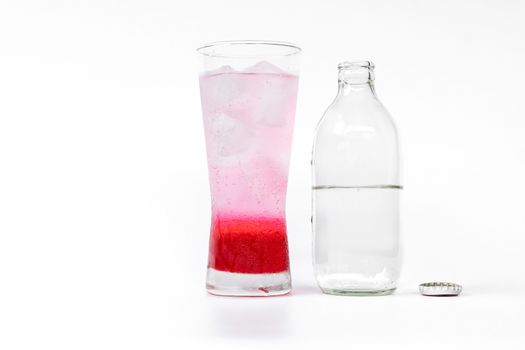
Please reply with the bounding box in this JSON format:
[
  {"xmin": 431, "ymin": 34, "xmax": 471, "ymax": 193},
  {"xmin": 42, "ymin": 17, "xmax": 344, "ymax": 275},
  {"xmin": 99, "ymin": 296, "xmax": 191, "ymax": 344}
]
[{"xmin": 196, "ymin": 40, "xmax": 302, "ymax": 58}]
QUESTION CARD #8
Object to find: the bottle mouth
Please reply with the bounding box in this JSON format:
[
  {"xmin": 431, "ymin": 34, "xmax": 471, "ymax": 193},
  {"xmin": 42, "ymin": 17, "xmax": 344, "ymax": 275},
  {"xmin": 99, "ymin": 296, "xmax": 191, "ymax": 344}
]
[
  {"xmin": 338, "ymin": 60, "xmax": 375, "ymax": 84},
  {"xmin": 338, "ymin": 60, "xmax": 375, "ymax": 70}
]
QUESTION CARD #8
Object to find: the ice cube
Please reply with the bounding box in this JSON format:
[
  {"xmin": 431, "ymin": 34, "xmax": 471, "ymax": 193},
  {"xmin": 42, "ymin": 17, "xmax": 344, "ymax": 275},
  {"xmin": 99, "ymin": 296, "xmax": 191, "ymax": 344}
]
[
  {"xmin": 254, "ymin": 95, "xmax": 289, "ymax": 127},
  {"xmin": 200, "ymin": 69, "xmax": 249, "ymax": 117},
  {"xmin": 252, "ymin": 77, "xmax": 297, "ymax": 127},
  {"xmin": 244, "ymin": 61, "xmax": 284, "ymax": 74},
  {"xmin": 205, "ymin": 65, "xmax": 235, "ymax": 76},
  {"xmin": 210, "ymin": 113, "xmax": 252, "ymax": 157}
]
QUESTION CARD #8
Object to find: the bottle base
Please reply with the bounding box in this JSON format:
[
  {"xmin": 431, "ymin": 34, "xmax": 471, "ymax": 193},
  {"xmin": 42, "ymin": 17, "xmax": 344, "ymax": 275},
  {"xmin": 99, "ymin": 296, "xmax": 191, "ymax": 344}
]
[
  {"xmin": 320, "ymin": 287, "xmax": 396, "ymax": 296},
  {"xmin": 206, "ymin": 268, "xmax": 291, "ymax": 297}
]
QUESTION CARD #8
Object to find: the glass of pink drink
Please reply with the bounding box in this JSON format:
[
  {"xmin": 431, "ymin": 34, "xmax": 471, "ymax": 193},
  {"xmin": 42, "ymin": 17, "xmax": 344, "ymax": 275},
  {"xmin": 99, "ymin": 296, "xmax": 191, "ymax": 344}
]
[{"xmin": 197, "ymin": 41, "xmax": 301, "ymax": 296}]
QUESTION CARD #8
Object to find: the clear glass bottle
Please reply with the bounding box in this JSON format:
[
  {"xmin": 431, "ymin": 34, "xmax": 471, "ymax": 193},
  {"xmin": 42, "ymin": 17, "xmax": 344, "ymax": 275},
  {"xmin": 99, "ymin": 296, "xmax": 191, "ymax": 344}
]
[{"xmin": 312, "ymin": 61, "xmax": 401, "ymax": 296}]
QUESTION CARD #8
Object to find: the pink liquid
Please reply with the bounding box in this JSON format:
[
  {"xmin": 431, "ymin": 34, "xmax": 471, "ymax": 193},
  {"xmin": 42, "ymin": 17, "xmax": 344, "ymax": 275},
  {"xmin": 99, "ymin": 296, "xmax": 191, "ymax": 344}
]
[{"xmin": 200, "ymin": 64, "xmax": 298, "ymax": 274}]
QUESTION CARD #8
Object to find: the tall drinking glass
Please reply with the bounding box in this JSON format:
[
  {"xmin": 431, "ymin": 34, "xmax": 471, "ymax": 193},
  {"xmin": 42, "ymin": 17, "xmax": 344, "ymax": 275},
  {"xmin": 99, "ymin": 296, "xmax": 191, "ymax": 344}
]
[{"xmin": 197, "ymin": 41, "xmax": 301, "ymax": 296}]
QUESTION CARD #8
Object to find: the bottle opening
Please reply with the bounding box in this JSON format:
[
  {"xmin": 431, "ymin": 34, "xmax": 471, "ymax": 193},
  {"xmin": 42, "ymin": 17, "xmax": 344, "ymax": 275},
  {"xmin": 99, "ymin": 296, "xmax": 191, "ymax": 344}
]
[
  {"xmin": 338, "ymin": 60, "xmax": 375, "ymax": 85},
  {"xmin": 338, "ymin": 61, "xmax": 375, "ymax": 70}
]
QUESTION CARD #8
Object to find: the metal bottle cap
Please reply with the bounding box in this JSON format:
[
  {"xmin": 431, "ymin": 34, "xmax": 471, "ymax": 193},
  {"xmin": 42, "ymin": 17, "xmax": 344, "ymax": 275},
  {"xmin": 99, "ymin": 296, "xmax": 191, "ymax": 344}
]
[{"xmin": 419, "ymin": 282, "xmax": 462, "ymax": 296}]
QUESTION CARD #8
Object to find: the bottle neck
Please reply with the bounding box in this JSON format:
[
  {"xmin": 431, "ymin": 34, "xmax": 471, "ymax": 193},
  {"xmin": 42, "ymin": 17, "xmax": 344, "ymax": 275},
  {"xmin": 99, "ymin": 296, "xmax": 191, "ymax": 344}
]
[
  {"xmin": 336, "ymin": 61, "xmax": 377, "ymax": 99},
  {"xmin": 338, "ymin": 80, "xmax": 376, "ymax": 98}
]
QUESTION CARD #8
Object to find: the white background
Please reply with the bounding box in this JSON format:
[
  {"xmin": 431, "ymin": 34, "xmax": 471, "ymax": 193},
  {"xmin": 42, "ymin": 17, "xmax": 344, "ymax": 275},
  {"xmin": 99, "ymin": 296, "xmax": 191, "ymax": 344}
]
[{"xmin": 1, "ymin": 0, "xmax": 524, "ymax": 348}]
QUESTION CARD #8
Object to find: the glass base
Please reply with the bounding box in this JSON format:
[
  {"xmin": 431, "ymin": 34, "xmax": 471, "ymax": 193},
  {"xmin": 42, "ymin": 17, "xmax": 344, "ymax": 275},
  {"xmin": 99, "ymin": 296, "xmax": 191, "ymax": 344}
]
[
  {"xmin": 206, "ymin": 268, "xmax": 291, "ymax": 296},
  {"xmin": 321, "ymin": 287, "xmax": 396, "ymax": 296}
]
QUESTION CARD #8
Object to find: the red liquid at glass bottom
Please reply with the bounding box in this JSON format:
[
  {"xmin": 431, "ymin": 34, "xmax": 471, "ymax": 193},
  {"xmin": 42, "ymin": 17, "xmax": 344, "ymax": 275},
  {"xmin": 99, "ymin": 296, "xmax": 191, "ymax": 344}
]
[{"xmin": 208, "ymin": 216, "xmax": 290, "ymax": 274}]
